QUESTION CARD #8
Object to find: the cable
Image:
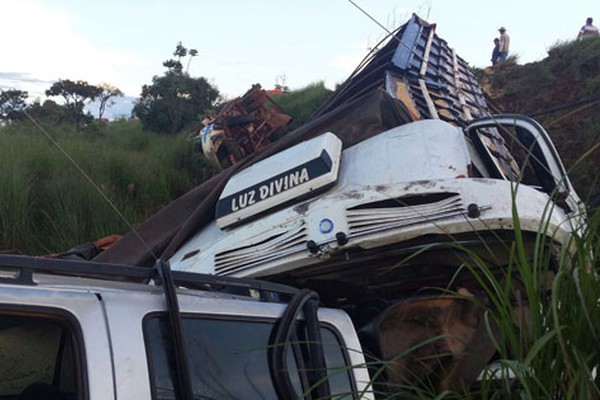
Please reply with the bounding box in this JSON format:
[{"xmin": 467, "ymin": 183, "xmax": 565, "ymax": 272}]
[
  {"xmin": 20, "ymin": 107, "xmax": 158, "ymax": 261},
  {"xmin": 530, "ymin": 95, "xmax": 600, "ymax": 118},
  {"xmin": 345, "ymin": 1, "xmax": 446, "ymax": 79},
  {"xmin": 347, "ymin": 0, "xmax": 394, "ymax": 37}
]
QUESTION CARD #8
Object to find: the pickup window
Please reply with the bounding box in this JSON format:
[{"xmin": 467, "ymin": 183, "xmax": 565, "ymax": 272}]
[
  {"xmin": 144, "ymin": 315, "xmax": 354, "ymax": 399},
  {"xmin": 0, "ymin": 313, "xmax": 80, "ymax": 400}
]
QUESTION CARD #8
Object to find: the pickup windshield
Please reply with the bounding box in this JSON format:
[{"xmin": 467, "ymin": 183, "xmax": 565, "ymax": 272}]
[{"xmin": 144, "ymin": 315, "xmax": 354, "ymax": 399}]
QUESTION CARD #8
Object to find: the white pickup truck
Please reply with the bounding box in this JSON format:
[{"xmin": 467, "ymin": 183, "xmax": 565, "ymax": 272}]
[{"xmin": 0, "ymin": 255, "xmax": 372, "ymax": 399}]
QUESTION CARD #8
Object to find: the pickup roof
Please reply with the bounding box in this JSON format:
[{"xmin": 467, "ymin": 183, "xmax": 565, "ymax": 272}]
[{"xmin": 0, "ymin": 255, "xmax": 372, "ymax": 399}]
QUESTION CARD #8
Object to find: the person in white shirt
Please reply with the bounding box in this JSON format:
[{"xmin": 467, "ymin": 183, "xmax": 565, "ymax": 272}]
[
  {"xmin": 578, "ymin": 17, "xmax": 599, "ymax": 40},
  {"xmin": 497, "ymin": 27, "xmax": 510, "ymax": 62}
]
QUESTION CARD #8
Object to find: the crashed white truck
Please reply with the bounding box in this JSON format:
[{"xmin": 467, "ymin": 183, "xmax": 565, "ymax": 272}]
[{"xmin": 94, "ymin": 14, "xmax": 586, "ymax": 393}]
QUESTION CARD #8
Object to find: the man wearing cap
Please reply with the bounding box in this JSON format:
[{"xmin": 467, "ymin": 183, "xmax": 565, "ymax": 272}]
[{"xmin": 497, "ymin": 27, "xmax": 510, "ymax": 62}]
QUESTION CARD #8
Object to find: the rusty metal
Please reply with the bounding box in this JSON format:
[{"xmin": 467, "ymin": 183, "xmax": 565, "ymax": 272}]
[{"xmin": 206, "ymin": 84, "xmax": 292, "ymax": 168}]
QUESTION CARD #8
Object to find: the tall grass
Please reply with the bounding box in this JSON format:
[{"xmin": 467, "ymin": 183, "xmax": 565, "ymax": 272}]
[
  {"xmin": 469, "ymin": 210, "xmax": 600, "ymax": 400},
  {"xmin": 359, "ymin": 205, "xmax": 599, "ymax": 399},
  {"xmin": 270, "ymin": 82, "xmax": 333, "ymax": 130},
  {"xmin": 0, "ymin": 119, "xmax": 219, "ymax": 255}
]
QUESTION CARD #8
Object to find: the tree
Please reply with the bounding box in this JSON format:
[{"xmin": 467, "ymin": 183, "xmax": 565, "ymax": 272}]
[
  {"xmin": 97, "ymin": 83, "xmax": 124, "ymax": 119},
  {"xmin": 45, "ymin": 79, "xmax": 102, "ymax": 128},
  {"xmin": 134, "ymin": 73, "xmax": 219, "ymax": 134},
  {"xmin": 186, "ymin": 49, "xmax": 198, "ymax": 73},
  {"xmin": 274, "ymin": 75, "xmax": 290, "ymax": 93},
  {"xmin": 26, "ymin": 99, "xmax": 72, "ymax": 125},
  {"xmin": 165, "ymin": 41, "xmax": 199, "ymax": 74},
  {"xmin": 0, "ymin": 89, "xmax": 28, "ymax": 122},
  {"xmin": 133, "ymin": 42, "xmax": 218, "ymax": 134}
]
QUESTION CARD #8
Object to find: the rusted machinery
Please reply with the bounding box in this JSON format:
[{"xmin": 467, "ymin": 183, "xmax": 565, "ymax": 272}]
[{"xmin": 199, "ymin": 84, "xmax": 292, "ymax": 168}]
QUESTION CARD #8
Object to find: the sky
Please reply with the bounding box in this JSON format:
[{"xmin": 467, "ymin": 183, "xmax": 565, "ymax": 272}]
[{"xmin": 1, "ymin": 0, "xmax": 599, "ymax": 116}]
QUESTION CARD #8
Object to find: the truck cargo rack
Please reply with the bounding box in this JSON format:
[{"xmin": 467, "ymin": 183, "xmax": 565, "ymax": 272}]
[
  {"xmin": 312, "ymin": 13, "xmax": 489, "ymax": 127},
  {"xmin": 0, "ymin": 254, "xmax": 299, "ymax": 301}
]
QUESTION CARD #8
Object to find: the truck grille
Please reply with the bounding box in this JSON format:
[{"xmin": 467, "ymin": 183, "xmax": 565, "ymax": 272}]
[
  {"xmin": 346, "ymin": 193, "xmax": 464, "ymax": 236},
  {"xmin": 215, "ymin": 221, "xmax": 307, "ymax": 275}
]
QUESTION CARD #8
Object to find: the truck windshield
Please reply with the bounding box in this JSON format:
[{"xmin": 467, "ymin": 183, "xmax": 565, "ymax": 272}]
[{"xmin": 144, "ymin": 315, "xmax": 354, "ymax": 399}]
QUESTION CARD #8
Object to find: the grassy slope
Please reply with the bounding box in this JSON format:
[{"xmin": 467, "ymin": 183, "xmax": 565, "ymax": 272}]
[
  {"xmin": 269, "ymin": 81, "xmax": 332, "ymax": 131},
  {"xmin": 0, "ymin": 83, "xmax": 331, "ymax": 256},
  {"xmin": 0, "ymin": 119, "xmax": 219, "ymax": 255}
]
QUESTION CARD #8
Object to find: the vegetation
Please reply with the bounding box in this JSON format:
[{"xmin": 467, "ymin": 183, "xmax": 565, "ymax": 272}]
[
  {"xmin": 0, "ymin": 119, "xmax": 219, "ymax": 255},
  {"xmin": 0, "ymin": 78, "xmax": 326, "ymax": 256},
  {"xmin": 45, "ymin": 79, "xmax": 103, "ymax": 129},
  {"xmin": 96, "ymin": 83, "xmax": 124, "ymax": 120},
  {"xmin": 0, "ymin": 41, "xmax": 223, "ymax": 255},
  {"xmin": 270, "ymin": 81, "xmax": 332, "ymax": 130},
  {"xmin": 361, "ymin": 203, "xmax": 600, "ymax": 399},
  {"xmin": 1, "ymin": 80, "xmax": 122, "ymax": 129},
  {"xmin": 133, "ymin": 42, "xmax": 220, "ymax": 134},
  {"xmin": 0, "ymin": 42, "xmax": 217, "ymax": 136},
  {"xmin": 0, "ymin": 89, "xmax": 28, "ymax": 122}
]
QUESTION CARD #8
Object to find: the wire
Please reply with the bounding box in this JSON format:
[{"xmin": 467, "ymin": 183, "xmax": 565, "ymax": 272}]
[
  {"xmin": 530, "ymin": 95, "xmax": 600, "ymax": 118},
  {"xmin": 20, "ymin": 107, "xmax": 158, "ymax": 261},
  {"xmin": 345, "ymin": 1, "xmax": 445, "ymax": 78},
  {"xmin": 347, "ymin": 0, "xmax": 394, "ymax": 37},
  {"xmin": 338, "ymin": 0, "xmax": 496, "ymax": 126}
]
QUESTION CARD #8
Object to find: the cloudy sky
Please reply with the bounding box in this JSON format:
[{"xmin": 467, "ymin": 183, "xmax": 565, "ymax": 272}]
[{"xmin": 2, "ymin": 0, "xmax": 598, "ymax": 111}]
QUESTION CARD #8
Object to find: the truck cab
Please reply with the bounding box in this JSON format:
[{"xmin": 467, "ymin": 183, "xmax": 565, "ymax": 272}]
[
  {"xmin": 169, "ymin": 114, "xmax": 584, "ymax": 285},
  {"xmin": 0, "ymin": 255, "xmax": 372, "ymax": 399}
]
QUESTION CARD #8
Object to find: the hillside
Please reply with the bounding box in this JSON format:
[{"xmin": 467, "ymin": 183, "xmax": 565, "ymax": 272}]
[{"xmin": 476, "ymin": 38, "xmax": 600, "ymax": 206}]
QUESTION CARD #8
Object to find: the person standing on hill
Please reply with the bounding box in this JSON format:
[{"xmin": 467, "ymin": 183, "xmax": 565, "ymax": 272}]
[
  {"xmin": 497, "ymin": 27, "xmax": 510, "ymax": 62},
  {"xmin": 578, "ymin": 17, "xmax": 599, "ymax": 40},
  {"xmin": 491, "ymin": 38, "xmax": 501, "ymax": 65}
]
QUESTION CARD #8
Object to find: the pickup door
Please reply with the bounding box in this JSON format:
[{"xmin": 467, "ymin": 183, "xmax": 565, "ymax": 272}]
[
  {"xmin": 102, "ymin": 288, "xmax": 373, "ymax": 400},
  {"xmin": 0, "ymin": 283, "xmax": 115, "ymax": 400}
]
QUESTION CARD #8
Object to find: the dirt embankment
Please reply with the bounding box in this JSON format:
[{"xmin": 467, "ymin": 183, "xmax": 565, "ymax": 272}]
[{"xmin": 475, "ymin": 38, "xmax": 600, "ymax": 206}]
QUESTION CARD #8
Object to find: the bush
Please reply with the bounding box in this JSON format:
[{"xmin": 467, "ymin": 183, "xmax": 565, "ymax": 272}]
[{"xmin": 270, "ymin": 81, "xmax": 332, "ymax": 129}]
